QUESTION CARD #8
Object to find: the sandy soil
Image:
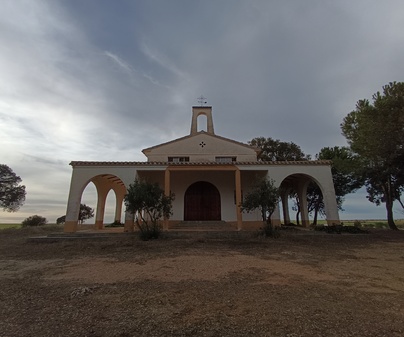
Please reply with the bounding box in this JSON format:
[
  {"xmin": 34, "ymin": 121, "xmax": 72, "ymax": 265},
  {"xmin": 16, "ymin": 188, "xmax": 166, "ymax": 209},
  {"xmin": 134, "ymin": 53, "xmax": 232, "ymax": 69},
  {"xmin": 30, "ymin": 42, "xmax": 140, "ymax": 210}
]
[{"xmin": 1, "ymin": 227, "xmax": 404, "ymax": 337}]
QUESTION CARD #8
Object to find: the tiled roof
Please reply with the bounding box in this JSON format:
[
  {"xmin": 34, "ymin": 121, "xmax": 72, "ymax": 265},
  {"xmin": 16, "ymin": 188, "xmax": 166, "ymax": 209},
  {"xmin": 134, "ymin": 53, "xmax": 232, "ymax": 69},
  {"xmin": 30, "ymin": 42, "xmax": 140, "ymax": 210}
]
[{"xmin": 70, "ymin": 160, "xmax": 331, "ymax": 167}]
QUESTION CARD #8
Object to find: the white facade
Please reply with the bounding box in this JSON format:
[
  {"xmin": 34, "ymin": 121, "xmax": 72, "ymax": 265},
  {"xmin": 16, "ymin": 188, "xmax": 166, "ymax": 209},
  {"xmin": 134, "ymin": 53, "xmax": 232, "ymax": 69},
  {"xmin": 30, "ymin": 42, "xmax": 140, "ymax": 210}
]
[{"xmin": 64, "ymin": 106, "xmax": 340, "ymax": 232}]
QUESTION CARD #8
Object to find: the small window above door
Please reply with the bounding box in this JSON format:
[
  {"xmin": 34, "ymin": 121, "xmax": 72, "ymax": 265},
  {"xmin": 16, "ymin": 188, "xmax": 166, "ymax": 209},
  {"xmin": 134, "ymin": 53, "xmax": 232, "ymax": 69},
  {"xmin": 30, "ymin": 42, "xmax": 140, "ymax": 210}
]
[
  {"xmin": 168, "ymin": 157, "xmax": 190, "ymax": 163},
  {"xmin": 215, "ymin": 156, "xmax": 236, "ymax": 163}
]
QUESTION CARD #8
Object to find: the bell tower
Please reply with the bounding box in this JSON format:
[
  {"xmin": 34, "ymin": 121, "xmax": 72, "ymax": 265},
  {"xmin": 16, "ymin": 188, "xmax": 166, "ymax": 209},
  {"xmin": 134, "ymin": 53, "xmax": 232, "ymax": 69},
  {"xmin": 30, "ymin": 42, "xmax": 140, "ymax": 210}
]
[{"xmin": 190, "ymin": 106, "xmax": 215, "ymax": 135}]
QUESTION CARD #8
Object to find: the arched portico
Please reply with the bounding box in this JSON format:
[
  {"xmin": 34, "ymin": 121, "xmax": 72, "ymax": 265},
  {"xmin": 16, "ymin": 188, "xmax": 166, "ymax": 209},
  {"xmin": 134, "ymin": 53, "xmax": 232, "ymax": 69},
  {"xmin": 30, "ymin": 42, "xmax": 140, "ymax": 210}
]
[
  {"xmin": 65, "ymin": 174, "xmax": 126, "ymax": 232},
  {"xmin": 279, "ymin": 173, "xmax": 338, "ymax": 227},
  {"xmin": 64, "ymin": 164, "xmax": 137, "ymax": 233}
]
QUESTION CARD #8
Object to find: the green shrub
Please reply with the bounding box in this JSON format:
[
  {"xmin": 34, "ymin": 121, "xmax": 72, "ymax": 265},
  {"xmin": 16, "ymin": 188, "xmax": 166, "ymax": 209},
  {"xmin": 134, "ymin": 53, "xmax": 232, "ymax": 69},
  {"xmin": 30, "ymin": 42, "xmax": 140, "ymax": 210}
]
[
  {"xmin": 314, "ymin": 224, "xmax": 325, "ymax": 231},
  {"xmin": 328, "ymin": 224, "xmax": 343, "ymax": 234},
  {"xmin": 21, "ymin": 215, "xmax": 47, "ymax": 227},
  {"xmin": 374, "ymin": 222, "xmax": 386, "ymax": 228},
  {"xmin": 353, "ymin": 220, "xmax": 362, "ymax": 228},
  {"xmin": 315, "ymin": 223, "xmax": 369, "ymax": 234},
  {"xmin": 138, "ymin": 222, "xmax": 162, "ymax": 241},
  {"xmin": 105, "ymin": 221, "xmax": 124, "ymax": 228},
  {"xmin": 124, "ymin": 180, "xmax": 173, "ymax": 241},
  {"xmin": 259, "ymin": 223, "xmax": 280, "ymax": 238},
  {"xmin": 284, "ymin": 222, "xmax": 298, "ymax": 227},
  {"xmin": 343, "ymin": 226, "xmax": 369, "ymax": 234},
  {"xmin": 56, "ymin": 215, "xmax": 66, "ymax": 225}
]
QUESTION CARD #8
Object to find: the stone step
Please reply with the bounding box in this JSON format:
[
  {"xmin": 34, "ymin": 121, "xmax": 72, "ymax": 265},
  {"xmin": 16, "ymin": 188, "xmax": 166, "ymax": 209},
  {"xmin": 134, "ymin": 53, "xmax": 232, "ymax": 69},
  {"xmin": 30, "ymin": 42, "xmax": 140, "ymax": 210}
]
[
  {"xmin": 164, "ymin": 231, "xmax": 251, "ymax": 239},
  {"xmin": 47, "ymin": 232, "xmax": 134, "ymax": 238},
  {"xmin": 179, "ymin": 221, "xmax": 227, "ymax": 225},
  {"xmin": 28, "ymin": 236, "xmax": 117, "ymax": 242},
  {"xmin": 170, "ymin": 221, "xmax": 237, "ymax": 231}
]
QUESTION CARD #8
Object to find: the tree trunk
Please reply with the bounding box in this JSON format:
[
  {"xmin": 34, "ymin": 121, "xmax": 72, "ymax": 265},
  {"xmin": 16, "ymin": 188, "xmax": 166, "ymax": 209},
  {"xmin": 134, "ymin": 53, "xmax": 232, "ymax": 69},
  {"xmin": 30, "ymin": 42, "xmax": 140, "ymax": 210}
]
[
  {"xmin": 266, "ymin": 214, "xmax": 272, "ymax": 226},
  {"xmin": 313, "ymin": 206, "xmax": 318, "ymax": 226},
  {"xmin": 385, "ymin": 198, "xmax": 398, "ymax": 230},
  {"xmin": 384, "ymin": 179, "xmax": 398, "ymax": 230},
  {"xmin": 296, "ymin": 210, "xmax": 300, "ymax": 225},
  {"xmin": 312, "ymin": 197, "xmax": 321, "ymax": 226}
]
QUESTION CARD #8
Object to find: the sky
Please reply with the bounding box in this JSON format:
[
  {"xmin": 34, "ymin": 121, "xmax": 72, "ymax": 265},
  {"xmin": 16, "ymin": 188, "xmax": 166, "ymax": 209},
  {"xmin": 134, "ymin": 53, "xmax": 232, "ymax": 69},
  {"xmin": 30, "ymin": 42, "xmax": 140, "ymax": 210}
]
[{"xmin": 1, "ymin": 0, "xmax": 404, "ymax": 223}]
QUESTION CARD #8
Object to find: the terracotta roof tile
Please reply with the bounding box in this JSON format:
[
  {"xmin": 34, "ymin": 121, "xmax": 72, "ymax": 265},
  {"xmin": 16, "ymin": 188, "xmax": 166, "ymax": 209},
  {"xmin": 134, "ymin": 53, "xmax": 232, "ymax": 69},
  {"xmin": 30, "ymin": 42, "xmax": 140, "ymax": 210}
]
[{"xmin": 70, "ymin": 160, "xmax": 331, "ymax": 167}]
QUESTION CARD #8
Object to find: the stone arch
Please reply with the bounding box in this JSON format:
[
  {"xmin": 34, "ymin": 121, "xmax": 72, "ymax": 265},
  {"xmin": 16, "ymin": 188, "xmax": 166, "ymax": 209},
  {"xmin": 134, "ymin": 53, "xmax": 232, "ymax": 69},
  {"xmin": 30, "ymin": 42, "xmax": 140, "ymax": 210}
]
[
  {"xmin": 65, "ymin": 173, "xmax": 126, "ymax": 231},
  {"xmin": 279, "ymin": 173, "xmax": 326, "ymax": 227},
  {"xmin": 184, "ymin": 181, "xmax": 221, "ymax": 221}
]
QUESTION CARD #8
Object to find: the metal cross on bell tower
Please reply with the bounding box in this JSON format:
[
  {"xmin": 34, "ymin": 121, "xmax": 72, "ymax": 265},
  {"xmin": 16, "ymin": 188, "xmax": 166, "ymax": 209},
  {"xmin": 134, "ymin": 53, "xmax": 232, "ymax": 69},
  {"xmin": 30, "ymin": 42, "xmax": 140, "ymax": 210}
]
[{"xmin": 197, "ymin": 95, "xmax": 207, "ymax": 106}]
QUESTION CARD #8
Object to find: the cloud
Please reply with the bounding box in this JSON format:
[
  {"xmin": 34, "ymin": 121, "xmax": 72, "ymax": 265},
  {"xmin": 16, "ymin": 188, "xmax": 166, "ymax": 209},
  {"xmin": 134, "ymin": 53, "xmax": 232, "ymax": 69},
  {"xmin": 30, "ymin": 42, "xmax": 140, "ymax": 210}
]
[
  {"xmin": 1, "ymin": 0, "xmax": 404, "ymax": 222},
  {"xmin": 140, "ymin": 43, "xmax": 189, "ymax": 81},
  {"xmin": 104, "ymin": 51, "xmax": 135, "ymax": 75}
]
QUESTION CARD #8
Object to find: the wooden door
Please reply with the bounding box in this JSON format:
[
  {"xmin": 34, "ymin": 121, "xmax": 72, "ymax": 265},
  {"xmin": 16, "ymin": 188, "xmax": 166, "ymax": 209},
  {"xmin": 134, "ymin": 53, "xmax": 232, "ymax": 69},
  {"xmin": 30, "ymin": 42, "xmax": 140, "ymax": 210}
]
[{"xmin": 184, "ymin": 181, "xmax": 221, "ymax": 221}]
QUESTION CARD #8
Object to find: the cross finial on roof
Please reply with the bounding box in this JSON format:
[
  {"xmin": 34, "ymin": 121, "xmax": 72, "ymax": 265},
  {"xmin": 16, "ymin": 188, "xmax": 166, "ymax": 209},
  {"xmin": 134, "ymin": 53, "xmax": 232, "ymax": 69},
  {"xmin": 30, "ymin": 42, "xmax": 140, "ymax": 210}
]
[{"xmin": 197, "ymin": 95, "xmax": 207, "ymax": 106}]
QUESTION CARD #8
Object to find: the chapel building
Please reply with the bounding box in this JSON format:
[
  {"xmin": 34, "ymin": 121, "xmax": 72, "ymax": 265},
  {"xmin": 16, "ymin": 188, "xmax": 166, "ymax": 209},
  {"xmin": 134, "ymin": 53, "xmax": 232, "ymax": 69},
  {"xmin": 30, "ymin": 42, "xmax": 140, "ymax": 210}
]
[{"xmin": 64, "ymin": 106, "xmax": 340, "ymax": 232}]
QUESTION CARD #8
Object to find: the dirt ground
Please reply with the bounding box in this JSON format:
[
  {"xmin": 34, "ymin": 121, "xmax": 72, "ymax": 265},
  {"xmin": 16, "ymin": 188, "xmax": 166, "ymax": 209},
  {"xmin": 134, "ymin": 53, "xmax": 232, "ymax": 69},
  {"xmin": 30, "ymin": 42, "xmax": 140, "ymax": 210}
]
[{"xmin": 1, "ymin": 227, "xmax": 404, "ymax": 337}]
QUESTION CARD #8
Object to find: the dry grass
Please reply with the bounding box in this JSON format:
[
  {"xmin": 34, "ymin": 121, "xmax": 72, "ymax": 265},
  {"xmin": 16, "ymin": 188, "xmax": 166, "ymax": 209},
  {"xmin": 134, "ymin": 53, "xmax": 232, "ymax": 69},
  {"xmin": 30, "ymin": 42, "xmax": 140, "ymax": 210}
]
[{"xmin": 1, "ymin": 226, "xmax": 404, "ymax": 336}]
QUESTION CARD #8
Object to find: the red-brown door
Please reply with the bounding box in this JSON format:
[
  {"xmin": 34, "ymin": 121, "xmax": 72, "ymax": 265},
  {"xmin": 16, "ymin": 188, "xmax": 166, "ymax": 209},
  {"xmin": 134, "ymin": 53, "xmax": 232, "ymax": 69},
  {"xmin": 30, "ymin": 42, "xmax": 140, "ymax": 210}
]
[{"xmin": 184, "ymin": 181, "xmax": 221, "ymax": 221}]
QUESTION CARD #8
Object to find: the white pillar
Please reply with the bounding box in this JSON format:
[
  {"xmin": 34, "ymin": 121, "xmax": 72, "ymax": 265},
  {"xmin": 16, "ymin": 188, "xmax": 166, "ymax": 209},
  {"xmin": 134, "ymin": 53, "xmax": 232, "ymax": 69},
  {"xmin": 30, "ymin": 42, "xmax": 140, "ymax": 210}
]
[
  {"xmin": 281, "ymin": 192, "xmax": 290, "ymax": 225},
  {"xmin": 271, "ymin": 202, "xmax": 281, "ymax": 227},
  {"xmin": 235, "ymin": 168, "xmax": 243, "ymax": 230},
  {"xmin": 64, "ymin": 169, "xmax": 88, "ymax": 233},
  {"xmin": 115, "ymin": 192, "xmax": 125, "ymax": 223},
  {"xmin": 297, "ymin": 181, "xmax": 310, "ymax": 227},
  {"xmin": 94, "ymin": 186, "xmax": 109, "ymax": 230},
  {"xmin": 124, "ymin": 210, "xmax": 134, "ymax": 232},
  {"xmin": 318, "ymin": 168, "xmax": 341, "ymax": 225}
]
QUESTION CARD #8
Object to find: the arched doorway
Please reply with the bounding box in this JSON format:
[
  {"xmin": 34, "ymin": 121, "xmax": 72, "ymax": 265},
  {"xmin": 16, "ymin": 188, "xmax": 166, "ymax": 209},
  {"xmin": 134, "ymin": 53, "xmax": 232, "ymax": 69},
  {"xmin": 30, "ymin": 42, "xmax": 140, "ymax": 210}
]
[{"xmin": 184, "ymin": 181, "xmax": 221, "ymax": 221}]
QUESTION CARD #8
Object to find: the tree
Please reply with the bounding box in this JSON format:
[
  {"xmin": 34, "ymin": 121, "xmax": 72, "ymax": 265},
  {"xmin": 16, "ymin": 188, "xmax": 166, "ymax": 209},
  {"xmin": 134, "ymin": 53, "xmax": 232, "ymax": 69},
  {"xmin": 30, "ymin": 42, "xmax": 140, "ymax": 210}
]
[
  {"xmin": 78, "ymin": 204, "xmax": 94, "ymax": 224},
  {"xmin": 58, "ymin": 205, "xmax": 93, "ymax": 225},
  {"xmin": 241, "ymin": 178, "xmax": 280, "ymax": 236},
  {"xmin": 292, "ymin": 182, "xmax": 328, "ymax": 226},
  {"xmin": 248, "ymin": 137, "xmax": 311, "ymax": 161},
  {"xmin": 22, "ymin": 215, "xmax": 47, "ymax": 227},
  {"xmin": 317, "ymin": 146, "xmax": 364, "ymax": 199},
  {"xmin": 124, "ymin": 180, "xmax": 174, "ymax": 240},
  {"xmin": 306, "ymin": 183, "xmax": 326, "ymax": 225},
  {"xmin": 0, "ymin": 164, "xmax": 26, "ymax": 212},
  {"xmin": 341, "ymin": 82, "xmax": 404, "ymax": 230},
  {"xmin": 56, "ymin": 215, "xmax": 66, "ymax": 225}
]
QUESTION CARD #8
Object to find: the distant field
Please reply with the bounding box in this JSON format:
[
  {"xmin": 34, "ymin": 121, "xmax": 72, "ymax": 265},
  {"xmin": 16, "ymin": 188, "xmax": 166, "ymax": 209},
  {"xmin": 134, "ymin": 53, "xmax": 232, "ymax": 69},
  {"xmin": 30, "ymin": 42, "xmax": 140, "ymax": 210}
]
[
  {"xmin": 0, "ymin": 224, "xmax": 21, "ymax": 230},
  {"xmin": 308, "ymin": 219, "xmax": 403, "ymax": 227},
  {"xmin": 0, "ymin": 223, "xmax": 58, "ymax": 230},
  {"xmin": 342, "ymin": 219, "xmax": 404, "ymax": 229}
]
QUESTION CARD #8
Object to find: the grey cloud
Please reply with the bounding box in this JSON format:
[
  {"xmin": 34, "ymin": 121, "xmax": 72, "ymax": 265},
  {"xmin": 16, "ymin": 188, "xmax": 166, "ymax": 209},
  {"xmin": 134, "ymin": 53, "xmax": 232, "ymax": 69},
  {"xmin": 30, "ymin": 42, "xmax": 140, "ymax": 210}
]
[
  {"xmin": 1, "ymin": 0, "xmax": 404, "ymax": 222},
  {"xmin": 22, "ymin": 154, "xmax": 67, "ymax": 168}
]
